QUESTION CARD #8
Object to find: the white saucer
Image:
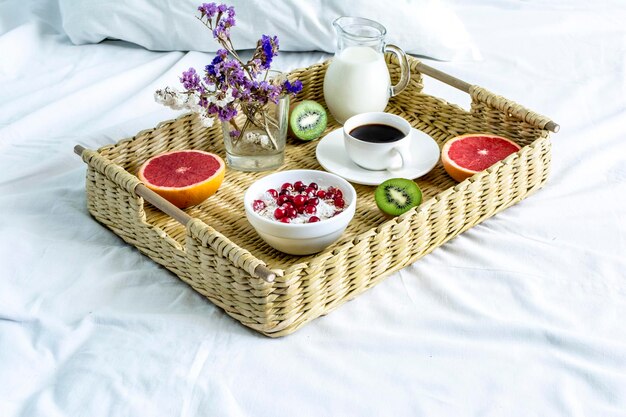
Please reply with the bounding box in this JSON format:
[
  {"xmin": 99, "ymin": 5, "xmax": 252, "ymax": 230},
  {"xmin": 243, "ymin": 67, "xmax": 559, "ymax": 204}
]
[{"xmin": 315, "ymin": 127, "xmax": 440, "ymax": 186}]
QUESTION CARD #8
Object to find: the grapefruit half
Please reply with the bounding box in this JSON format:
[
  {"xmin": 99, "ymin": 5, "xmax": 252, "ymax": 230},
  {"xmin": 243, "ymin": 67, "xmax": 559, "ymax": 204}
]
[
  {"xmin": 137, "ymin": 150, "xmax": 225, "ymax": 208},
  {"xmin": 441, "ymin": 134, "xmax": 521, "ymax": 182}
]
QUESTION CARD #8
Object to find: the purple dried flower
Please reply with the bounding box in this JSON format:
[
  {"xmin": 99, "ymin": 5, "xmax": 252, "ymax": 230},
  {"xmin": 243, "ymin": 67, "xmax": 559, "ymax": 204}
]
[
  {"xmin": 180, "ymin": 68, "xmax": 201, "ymax": 91},
  {"xmin": 258, "ymin": 35, "xmax": 279, "ymax": 69},
  {"xmin": 266, "ymin": 84, "xmax": 282, "ymax": 104},
  {"xmin": 205, "ymin": 51, "xmax": 227, "ymax": 78},
  {"xmin": 198, "ymin": 3, "xmax": 217, "ymax": 18},
  {"xmin": 211, "ymin": 5, "xmax": 236, "ymax": 40},
  {"xmin": 284, "ymin": 80, "xmax": 303, "ymax": 95},
  {"xmin": 229, "ymin": 129, "xmax": 241, "ymax": 138},
  {"xmin": 217, "ymin": 104, "xmax": 238, "ymax": 121}
]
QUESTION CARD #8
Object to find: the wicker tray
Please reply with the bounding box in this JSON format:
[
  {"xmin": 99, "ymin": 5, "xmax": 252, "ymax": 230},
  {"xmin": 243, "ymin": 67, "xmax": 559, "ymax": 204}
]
[{"xmin": 75, "ymin": 56, "xmax": 557, "ymax": 337}]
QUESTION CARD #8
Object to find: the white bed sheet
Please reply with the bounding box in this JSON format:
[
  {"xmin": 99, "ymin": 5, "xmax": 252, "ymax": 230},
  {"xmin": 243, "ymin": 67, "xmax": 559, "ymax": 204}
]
[{"xmin": 2, "ymin": 1, "xmax": 626, "ymax": 416}]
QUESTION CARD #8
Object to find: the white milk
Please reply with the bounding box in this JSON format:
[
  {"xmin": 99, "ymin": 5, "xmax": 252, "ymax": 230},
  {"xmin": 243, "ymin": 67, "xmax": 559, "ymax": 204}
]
[{"xmin": 323, "ymin": 46, "xmax": 391, "ymax": 124}]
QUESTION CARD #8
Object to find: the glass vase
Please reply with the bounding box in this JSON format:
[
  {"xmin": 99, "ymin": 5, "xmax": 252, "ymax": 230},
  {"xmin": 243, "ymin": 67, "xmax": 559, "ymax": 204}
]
[{"xmin": 221, "ymin": 95, "xmax": 289, "ymax": 172}]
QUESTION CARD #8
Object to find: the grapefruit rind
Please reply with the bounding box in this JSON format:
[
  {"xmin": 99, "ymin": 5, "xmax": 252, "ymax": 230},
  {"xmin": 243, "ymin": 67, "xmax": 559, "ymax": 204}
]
[
  {"xmin": 441, "ymin": 134, "xmax": 521, "ymax": 182},
  {"xmin": 137, "ymin": 150, "xmax": 225, "ymax": 208}
]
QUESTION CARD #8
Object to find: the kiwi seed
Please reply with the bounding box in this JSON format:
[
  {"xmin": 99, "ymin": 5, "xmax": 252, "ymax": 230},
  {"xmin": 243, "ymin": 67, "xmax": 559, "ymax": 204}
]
[
  {"xmin": 374, "ymin": 178, "xmax": 422, "ymax": 216},
  {"xmin": 289, "ymin": 100, "xmax": 328, "ymax": 141}
]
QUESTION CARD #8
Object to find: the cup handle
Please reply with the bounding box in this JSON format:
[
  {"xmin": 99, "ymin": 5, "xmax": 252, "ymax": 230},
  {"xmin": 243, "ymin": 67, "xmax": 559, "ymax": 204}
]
[
  {"xmin": 384, "ymin": 44, "xmax": 410, "ymax": 97},
  {"xmin": 387, "ymin": 146, "xmax": 412, "ymax": 172}
]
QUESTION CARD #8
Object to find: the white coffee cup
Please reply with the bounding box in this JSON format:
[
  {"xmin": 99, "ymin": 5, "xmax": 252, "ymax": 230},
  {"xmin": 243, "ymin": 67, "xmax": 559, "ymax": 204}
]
[{"xmin": 343, "ymin": 112, "xmax": 413, "ymax": 171}]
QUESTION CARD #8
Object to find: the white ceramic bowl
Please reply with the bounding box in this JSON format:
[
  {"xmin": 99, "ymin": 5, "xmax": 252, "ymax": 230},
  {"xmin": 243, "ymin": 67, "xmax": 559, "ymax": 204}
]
[{"xmin": 244, "ymin": 169, "xmax": 357, "ymax": 255}]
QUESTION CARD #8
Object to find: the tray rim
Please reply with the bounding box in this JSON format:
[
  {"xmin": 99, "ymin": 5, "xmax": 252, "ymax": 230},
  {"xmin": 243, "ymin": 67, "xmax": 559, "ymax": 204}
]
[{"xmin": 77, "ymin": 56, "xmax": 556, "ymax": 336}]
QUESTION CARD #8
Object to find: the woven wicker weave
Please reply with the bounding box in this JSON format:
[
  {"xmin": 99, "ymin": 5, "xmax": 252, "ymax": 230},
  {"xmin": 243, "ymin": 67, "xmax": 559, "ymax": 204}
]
[{"xmin": 79, "ymin": 56, "xmax": 553, "ymax": 337}]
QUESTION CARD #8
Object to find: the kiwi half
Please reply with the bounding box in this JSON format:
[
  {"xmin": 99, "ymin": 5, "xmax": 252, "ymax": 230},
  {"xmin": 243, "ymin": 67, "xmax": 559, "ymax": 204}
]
[
  {"xmin": 289, "ymin": 100, "xmax": 328, "ymax": 141},
  {"xmin": 374, "ymin": 178, "xmax": 422, "ymax": 216}
]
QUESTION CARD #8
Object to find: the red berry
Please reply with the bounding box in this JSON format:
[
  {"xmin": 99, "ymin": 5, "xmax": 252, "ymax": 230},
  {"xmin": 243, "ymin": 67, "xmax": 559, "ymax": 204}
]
[
  {"xmin": 307, "ymin": 197, "xmax": 319, "ymax": 206},
  {"xmin": 293, "ymin": 181, "xmax": 305, "ymax": 191},
  {"xmin": 252, "ymin": 200, "xmax": 265, "ymax": 212},
  {"xmin": 304, "ymin": 205, "xmax": 317, "ymax": 214},
  {"xmin": 309, "ymin": 182, "xmax": 319, "ymax": 190},
  {"xmin": 308, "ymin": 216, "xmax": 320, "ymax": 223},
  {"xmin": 277, "ymin": 195, "xmax": 290, "ymax": 206},
  {"xmin": 293, "ymin": 194, "xmax": 307, "ymax": 207},
  {"xmin": 334, "ymin": 197, "xmax": 345, "ymax": 208},
  {"xmin": 274, "ymin": 207, "xmax": 286, "ymax": 219},
  {"xmin": 316, "ymin": 190, "xmax": 326, "ymax": 199},
  {"xmin": 266, "ymin": 189, "xmax": 278, "ymax": 199},
  {"xmin": 280, "ymin": 217, "xmax": 291, "ymax": 223},
  {"xmin": 281, "ymin": 182, "xmax": 293, "ymax": 191}
]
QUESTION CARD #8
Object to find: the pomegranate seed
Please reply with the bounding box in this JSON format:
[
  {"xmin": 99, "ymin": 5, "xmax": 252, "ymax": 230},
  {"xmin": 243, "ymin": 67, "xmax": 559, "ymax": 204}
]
[
  {"xmin": 304, "ymin": 186, "xmax": 316, "ymax": 195},
  {"xmin": 316, "ymin": 190, "xmax": 326, "ymax": 199},
  {"xmin": 293, "ymin": 194, "xmax": 307, "ymax": 207},
  {"xmin": 334, "ymin": 189, "xmax": 343, "ymax": 199},
  {"xmin": 279, "ymin": 188, "xmax": 292, "ymax": 196},
  {"xmin": 287, "ymin": 208, "xmax": 298, "ymax": 218},
  {"xmin": 308, "ymin": 182, "xmax": 319, "ymax": 190},
  {"xmin": 308, "ymin": 216, "xmax": 320, "ymax": 223},
  {"xmin": 282, "ymin": 202, "xmax": 294, "ymax": 211},
  {"xmin": 281, "ymin": 182, "xmax": 293, "ymax": 191},
  {"xmin": 297, "ymin": 205, "xmax": 306, "ymax": 214},
  {"xmin": 280, "ymin": 217, "xmax": 291, "ymax": 223},
  {"xmin": 293, "ymin": 181, "xmax": 305, "ymax": 191},
  {"xmin": 304, "ymin": 205, "xmax": 317, "ymax": 214},
  {"xmin": 252, "ymin": 200, "xmax": 265, "ymax": 212},
  {"xmin": 266, "ymin": 189, "xmax": 278, "ymax": 199},
  {"xmin": 307, "ymin": 197, "xmax": 319, "ymax": 206},
  {"xmin": 274, "ymin": 207, "xmax": 286, "ymax": 219},
  {"xmin": 277, "ymin": 195, "xmax": 290, "ymax": 206},
  {"xmin": 334, "ymin": 197, "xmax": 345, "ymax": 208}
]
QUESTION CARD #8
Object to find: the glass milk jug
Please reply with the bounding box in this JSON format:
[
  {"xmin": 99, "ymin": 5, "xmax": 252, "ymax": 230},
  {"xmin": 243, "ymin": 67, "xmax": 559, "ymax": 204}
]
[{"xmin": 323, "ymin": 16, "xmax": 410, "ymax": 124}]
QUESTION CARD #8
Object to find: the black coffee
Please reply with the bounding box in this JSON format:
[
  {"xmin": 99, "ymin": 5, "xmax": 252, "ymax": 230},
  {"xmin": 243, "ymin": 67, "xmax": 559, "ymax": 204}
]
[{"xmin": 349, "ymin": 124, "xmax": 405, "ymax": 143}]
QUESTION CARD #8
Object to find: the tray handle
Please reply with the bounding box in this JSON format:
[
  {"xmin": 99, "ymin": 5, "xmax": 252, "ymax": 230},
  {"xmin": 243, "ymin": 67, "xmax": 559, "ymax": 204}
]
[
  {"xmin": 414, "ymin": 61, "xmax": 560, "ymax": 133},
  {"xmin": 74, "ymin": 145, "xmax": 276, "ymax": 283}
]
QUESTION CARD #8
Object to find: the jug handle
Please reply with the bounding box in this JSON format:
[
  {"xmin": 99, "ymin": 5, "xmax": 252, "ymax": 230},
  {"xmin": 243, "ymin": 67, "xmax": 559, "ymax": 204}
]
[{"xmin": 384, "ymin": 44, "xmax": 410, "ymax": 97}]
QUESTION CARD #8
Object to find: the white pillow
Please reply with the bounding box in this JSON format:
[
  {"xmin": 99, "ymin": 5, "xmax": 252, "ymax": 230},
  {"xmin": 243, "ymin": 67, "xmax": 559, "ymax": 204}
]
[{"xmin": 59, "ymin": 0, "xmax": 481, "ymax": 61}]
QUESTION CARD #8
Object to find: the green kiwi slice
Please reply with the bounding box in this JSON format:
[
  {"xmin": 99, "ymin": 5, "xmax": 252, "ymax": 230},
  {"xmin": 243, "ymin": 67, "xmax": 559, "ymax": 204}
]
[
  {"xmin": 374, "ymin": 178, "xmax": 422, "ymax": 216},
  {"xmin": 289, "ymin": 100, "xmax": 328, "ymax": 141}
]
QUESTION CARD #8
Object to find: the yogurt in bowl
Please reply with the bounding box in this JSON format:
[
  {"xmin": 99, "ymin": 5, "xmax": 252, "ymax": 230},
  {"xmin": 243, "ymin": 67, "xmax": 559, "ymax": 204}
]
[{"xmin": 244, "ymin": 170, "xmax": 357, "ymax": 255}]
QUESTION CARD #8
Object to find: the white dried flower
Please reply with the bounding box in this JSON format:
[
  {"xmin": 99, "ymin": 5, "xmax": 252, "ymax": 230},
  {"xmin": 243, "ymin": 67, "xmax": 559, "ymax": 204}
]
[
  {"xmin": 186, "ymin": 92, "xmax": 203, "ymax": 113},
  {"xmin": 199, "ymin": 113, "xmax": 215, "ymax": 128},
  {"xmin": 216, "ymin": 89, "xmax": 235, "ymax": 107},
  {"xmin": 154, "ymin": 86, "xmax": 187, "ymax": 110},
  {"xmin": 258, "ymin": 134, "xmax": 270, "ymax": 148}
]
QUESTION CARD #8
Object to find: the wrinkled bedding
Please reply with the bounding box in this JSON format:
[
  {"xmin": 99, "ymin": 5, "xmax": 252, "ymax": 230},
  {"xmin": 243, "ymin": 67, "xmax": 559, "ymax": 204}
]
[{"xmin": 2, "ymin": 1, "xmax": 626, "ymax": 416}]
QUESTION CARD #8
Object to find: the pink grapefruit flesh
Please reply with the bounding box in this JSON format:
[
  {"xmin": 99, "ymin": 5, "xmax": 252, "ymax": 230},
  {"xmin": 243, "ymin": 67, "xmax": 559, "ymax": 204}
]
[
  {"xmin": 441, "ymin": 134, "xmax": 521, "ymax": 182},
  {"xmin": 137, "ymin": 150, "xmax": 225, "ymax": 208}
]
